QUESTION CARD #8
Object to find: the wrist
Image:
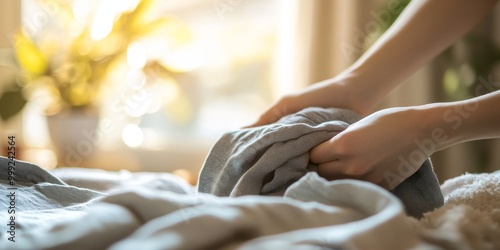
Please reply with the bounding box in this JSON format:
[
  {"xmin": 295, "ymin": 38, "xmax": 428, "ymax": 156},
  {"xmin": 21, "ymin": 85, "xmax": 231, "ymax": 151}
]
[
  {"xmin": 413, "ymin": 103, "xmax": 459, "ymax": 153},
  {"xmin": 329, "ymin": 71, "xmax": 380, "ymax": 116},
  {"xmin": 340, "ymin": 66, "xmax": 400, "ymax": 116}
]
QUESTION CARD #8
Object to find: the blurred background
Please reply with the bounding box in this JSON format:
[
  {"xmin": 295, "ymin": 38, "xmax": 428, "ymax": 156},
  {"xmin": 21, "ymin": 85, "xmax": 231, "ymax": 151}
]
[{"xmin": 0, "ymin": 0, "xmax": 499, "ymax": 184}]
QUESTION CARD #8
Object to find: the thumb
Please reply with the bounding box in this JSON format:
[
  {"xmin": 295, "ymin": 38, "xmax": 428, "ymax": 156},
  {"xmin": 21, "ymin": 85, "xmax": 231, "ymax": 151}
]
[
  {"xmin": 243, "ymin": 114, "xmax": 274, "ymax": 128},
  {"xmin": 243, "ymin": 106, "xmax": 289, "ymax": 128}
]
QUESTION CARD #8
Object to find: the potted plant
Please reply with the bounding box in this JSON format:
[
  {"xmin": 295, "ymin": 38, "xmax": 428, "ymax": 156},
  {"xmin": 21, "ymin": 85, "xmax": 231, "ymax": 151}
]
[{"xmin": 0, "ymin": 0, "xmax": 193, "ymax": 165}]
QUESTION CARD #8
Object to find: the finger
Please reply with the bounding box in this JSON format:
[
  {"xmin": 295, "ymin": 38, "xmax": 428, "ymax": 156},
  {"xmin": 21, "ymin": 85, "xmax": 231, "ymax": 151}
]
[
  {"xmin": 316, "ymin": 160, "xmax": 350, "ymax": 180},
  {"xmin": 244, "ymin": 106, "xmax": 288, "ymax": 128},
  {"xmin": 243, "ymin": 114, "xmax": 274, "ymax": 128},
  {"xmin": 309, "ymin": 139, "xmax": 340, "ymax": 164},
  {"xmin": 243, "ymin": 114, "xmax": 273, "ymax": 128},
  {"xmin": 319, "ymin": 160, "xmax": 392, "ymax": 189}
]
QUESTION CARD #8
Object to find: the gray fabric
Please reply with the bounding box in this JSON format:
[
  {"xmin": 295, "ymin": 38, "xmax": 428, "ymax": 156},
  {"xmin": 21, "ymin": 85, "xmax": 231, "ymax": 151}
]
[
  {"xmin": 1, "ymin": 172, "xmax": 420, "ymax": 250},
  {"xmin": 0, "ymin": 156, "xmax": 66, "ymax": 186},
  {"xmin": 109, "ymin": 173, "xmax": 418, "ymax": 250},
  {"xmin": 0, "ymin": 158, "xmax": 494, "ymax": 249},
  {"xmin": 0, "ymin": 157, "xmax": 104, "ymax": 230},
  {"xmin": 198, "ymin": 107, "xmax": 444, "ymax": 218},
  {"xmin": 391, "ymin": 159, "xmax": 443, "ymax": 218}
]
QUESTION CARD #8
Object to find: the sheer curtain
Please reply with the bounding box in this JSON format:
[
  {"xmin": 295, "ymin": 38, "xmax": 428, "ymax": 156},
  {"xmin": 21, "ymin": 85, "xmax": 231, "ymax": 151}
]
[
  {"xmin": 0, "ymin": 2, "xmax": 20, "ymax": 48},
  {"xmin": 0, "ymin": 1, "xmax": 22, "ymax": 135}
]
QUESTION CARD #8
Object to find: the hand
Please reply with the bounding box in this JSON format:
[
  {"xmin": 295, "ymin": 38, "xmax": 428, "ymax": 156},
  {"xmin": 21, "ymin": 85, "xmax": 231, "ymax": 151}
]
[
  {"xmin": 310, "ymin": 107, "xmax": 437, "ymax": 189},
  {"xmin": 246, "ymin": 74, "xmax": 373, "ymax": 127},
  {"xmin": 244, "ymin": 92, "xmax": 305, "ymax": 128}
]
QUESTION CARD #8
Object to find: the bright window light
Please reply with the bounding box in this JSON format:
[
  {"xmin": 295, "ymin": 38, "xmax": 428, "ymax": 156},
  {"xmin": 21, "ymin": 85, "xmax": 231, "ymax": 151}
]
[{"xmin": 122, "ymin": 124, "xmax": 143, "ymax": 148}]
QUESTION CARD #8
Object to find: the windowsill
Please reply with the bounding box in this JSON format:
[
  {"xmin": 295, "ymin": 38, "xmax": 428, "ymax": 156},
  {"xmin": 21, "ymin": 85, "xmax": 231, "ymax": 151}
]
[{"xmin": 21, "ymin": 134, "xmax": 217, "ymax": 185}]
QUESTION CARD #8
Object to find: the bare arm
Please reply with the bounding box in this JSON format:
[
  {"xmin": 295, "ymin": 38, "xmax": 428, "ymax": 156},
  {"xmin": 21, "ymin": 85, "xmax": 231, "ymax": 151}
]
[
  {"xmin": 345, "ymin": 0, "xmax": 499, "ymax": 114},
  {"xmin": 426, "ymin": 90, "xmax": 500, "ymax": 152},
  {"xmin": 309, "ymin": 90, "xmax": 500, "ymax": 189},
  {"xmin": 250, "ymin": 0, "xmax": 498, "ymax": 126}
]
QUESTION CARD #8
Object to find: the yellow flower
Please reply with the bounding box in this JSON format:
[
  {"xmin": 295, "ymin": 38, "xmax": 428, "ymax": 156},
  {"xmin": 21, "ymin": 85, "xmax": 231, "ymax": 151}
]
[{"xmin": 13, "ymin": 33, "xmax": 48, "ymax": 76}]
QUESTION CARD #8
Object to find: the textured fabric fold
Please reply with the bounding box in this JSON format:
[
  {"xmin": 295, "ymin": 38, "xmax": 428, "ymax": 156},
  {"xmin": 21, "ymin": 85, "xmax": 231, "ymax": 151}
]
[
  {"xmin": 198, "ymin": 107, "xmax": 444, "ymax": 218},
  {"xmin": 109, "ymin": 173, "xmax": 419, "ymax": 250},
  {"xmin": 0, "ymin": 157, "xmax": 103, "ymax": 231}
]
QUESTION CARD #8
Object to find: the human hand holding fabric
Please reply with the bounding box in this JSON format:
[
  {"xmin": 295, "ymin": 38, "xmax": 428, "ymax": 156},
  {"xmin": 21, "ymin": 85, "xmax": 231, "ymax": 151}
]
[
  {"xmin": 246, "ymin": 73, "xmax": 373, "ymax": 128},
  {"xmin": 248, "ymin": 0, "xmax": 499, "ymax": 189},
  {"xmin": 309, "ymin": 107, "xmax": 433, "ymax": 189}
]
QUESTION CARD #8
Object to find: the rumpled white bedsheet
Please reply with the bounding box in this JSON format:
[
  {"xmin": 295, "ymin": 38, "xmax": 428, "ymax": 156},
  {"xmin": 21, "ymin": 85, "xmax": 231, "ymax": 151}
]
[
  {"xmin": 1, "ymin": 158, "xmax": 499, "ymax": 250},
  {"xmin": 1, "ymin": 161, "xmax": 419, "ymax": 250}
]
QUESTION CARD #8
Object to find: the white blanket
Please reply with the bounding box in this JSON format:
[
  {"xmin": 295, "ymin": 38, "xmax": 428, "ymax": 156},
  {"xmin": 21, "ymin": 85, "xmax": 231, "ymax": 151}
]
[
  {"xmin": 0, "ymin": 159, "xmax": 499, "ymax": 249},
  {"xmin": 1, "ymin": 158, "xmax": 418, "ymax": 249}
]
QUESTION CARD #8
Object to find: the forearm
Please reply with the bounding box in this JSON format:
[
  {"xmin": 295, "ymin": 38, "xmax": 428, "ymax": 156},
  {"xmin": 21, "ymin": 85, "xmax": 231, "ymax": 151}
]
[
  {"xmin": 345, "ymin": 0, "xmax": 497, "ymax": 114},
  {"xmin": 421, "ymin": 90, "xmax": 500, "ymax": 152}
]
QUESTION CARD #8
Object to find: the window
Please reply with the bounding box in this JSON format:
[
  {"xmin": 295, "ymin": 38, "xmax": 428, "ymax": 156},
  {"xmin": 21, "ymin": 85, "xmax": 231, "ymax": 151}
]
[{"xmin": 19, "ymin": 0, "xmax": 284, "ymax": 176}]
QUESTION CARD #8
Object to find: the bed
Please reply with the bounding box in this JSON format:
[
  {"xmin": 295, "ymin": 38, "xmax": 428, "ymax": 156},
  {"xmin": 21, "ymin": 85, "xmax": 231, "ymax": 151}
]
[{"xmin": 1, "ymin": 108, "xmax": 499, "ymax": 249}]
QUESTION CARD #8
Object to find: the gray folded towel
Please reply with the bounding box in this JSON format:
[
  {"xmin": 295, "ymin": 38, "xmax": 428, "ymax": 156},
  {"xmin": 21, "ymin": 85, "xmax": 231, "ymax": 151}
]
[{"xmin": 198, "ymin": 107, "xmax": 444, "ymax": 218}]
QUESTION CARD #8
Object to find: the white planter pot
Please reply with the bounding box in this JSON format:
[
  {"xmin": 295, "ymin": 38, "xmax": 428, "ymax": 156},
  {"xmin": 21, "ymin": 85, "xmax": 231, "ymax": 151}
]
[{"xmin": 46, "ymin": 109, "xmax": 99, "ymax": 167}]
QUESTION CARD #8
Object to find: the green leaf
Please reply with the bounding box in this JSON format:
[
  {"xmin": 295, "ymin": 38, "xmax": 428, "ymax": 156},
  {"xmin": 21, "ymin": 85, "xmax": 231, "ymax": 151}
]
[{"xmin": 0, "ymin": 89, "xmax": 27, "ymax": 121}]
